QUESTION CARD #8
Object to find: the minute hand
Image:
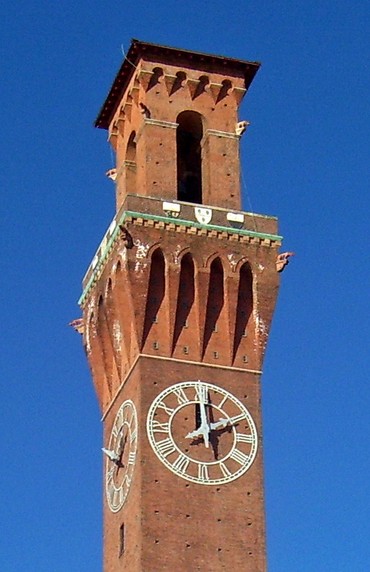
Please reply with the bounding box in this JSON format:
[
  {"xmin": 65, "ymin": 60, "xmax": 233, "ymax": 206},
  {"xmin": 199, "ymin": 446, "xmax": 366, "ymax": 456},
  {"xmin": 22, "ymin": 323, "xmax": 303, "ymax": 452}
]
[
  {"xmin": 185, "ymin": 402, "xmax": 210, "ymax": 447},
  {"xmin": 210, "ymin": 413, "xmax": 245, "ymax": 431},
  {"xmin": 199, "ymin": 401, "xmax": 210, "ymax": 447}
]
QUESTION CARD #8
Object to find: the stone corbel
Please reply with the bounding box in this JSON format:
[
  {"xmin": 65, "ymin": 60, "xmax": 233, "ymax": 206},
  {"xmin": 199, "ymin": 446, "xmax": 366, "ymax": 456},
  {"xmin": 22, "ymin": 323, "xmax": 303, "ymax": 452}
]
[
  {"xmin": 108, "ymin": 122, "xmax": 118, "ymax": 150},
  {"xmin": 116, "ymin": 107, "xmax": 125, "ymax": 136},
  {"xmin": 188, "ymin": 75, "xmax": 210, "ymax": 99},
  {"xmin": 164, "ymin": 71, "xmax": 187, "ymax": 96},
  {"xmin": 147, "ymin": 67, "xmax": 164, "ymax": 91},
  {"xmin": 137, "ymin": 69, "xmax": 153, "ymax": 92},
  {"xmin": 129, "ymin": 78, "xmax": 140, "ymax": 105},
  {"xmin": 232, "ymin": 86, "xmax": 247, "ymax": 105},
  {"xmin": 69, "ymin": 318, "xmax": 84, "ymax": 335},
  {"xmin": 208, "ymin": 79, "xmax": 233, "ymax": 104},
  {"xmin": 209, "ymin": 79, "xmax": 233, "ymax": 103},
  {"xmin": 209, "ymin": 82, "xmax": 223, "ymax": 103},
  {"xmin": 217, "ymin": 80, "xmax": 233, "ymax": 103},
  {"xmin": 123, "ymin": 98, "xmax": 133, "ymax": 121}
]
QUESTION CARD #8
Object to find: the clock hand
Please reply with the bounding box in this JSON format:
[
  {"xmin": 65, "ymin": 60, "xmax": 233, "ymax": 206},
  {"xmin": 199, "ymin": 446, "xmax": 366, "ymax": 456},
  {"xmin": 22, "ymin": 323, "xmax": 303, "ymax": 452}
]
[
  {"xmin": 185, "ymin": 423, "xmax": 208, "ymax": 440},
  {"xmin": 102, "ymin": 447, "xmax": 120, "ymax": 464},
  {"xmin": 185, "ymin": 381, "xmax": 211, "ymax": 447},
  {"xmin": 199, "ymin": 401, "xmax": 210, "ymax": 448},
  {"xmin": 210, "ymin": 414, "xmax": 244, "ymax": 431},
  {"xmin": 185, "ymin": 405, "xmax": 210, "ymax": 447},
  {"xmin": 185, "ymin": 422, "xmax": 210, "ymax": 448},
  {"xmin": 117, "ymin": 433, "xmax": 128, "ymax": 456}
]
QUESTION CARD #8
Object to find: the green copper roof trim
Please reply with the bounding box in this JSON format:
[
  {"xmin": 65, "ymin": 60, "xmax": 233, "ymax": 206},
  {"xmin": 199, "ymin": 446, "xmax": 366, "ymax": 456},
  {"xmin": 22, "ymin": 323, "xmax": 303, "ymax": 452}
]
[
  {"xmin": 78, "ymin": 222, "xmax": 122, "ymax": 306},
  {"xmin": 78, "ymin": 209, "xmax": 282, "ymax": 306},
  {"xmin": 123, "ymin": 210, "xmax": 282, "ymax": 241}
]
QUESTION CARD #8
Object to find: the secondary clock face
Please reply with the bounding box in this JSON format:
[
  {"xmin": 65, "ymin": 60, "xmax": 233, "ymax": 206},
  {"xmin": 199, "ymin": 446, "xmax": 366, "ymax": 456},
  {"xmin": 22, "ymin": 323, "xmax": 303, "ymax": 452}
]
[
  {"xmin": 105, "ymin": 400, "xmax": 138, "ymax": 512},
  {"xmin": 146, "ymin": 381, "xmax": 258, "ymax": 485}
]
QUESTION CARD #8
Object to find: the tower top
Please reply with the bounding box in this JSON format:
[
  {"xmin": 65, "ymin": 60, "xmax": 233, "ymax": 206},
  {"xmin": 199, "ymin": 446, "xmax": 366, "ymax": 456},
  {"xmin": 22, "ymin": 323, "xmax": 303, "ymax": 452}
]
[{"xmin": 95, "ymin": 39, "xmax": 260, "ymax": 130}]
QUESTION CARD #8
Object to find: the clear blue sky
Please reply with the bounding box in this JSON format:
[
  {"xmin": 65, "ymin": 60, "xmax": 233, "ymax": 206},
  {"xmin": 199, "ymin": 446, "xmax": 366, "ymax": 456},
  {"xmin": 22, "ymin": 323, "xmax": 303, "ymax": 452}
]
[{"xmin": 1, "ymin": 1, "xmax": 369, "ymax": 571}]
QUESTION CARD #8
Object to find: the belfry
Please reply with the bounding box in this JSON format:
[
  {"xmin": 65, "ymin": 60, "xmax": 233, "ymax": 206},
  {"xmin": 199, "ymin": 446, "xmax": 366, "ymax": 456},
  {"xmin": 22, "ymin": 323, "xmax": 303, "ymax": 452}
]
[{"xmin": 78, "ymin": 40, "xmax": 281, "ymax": 571}]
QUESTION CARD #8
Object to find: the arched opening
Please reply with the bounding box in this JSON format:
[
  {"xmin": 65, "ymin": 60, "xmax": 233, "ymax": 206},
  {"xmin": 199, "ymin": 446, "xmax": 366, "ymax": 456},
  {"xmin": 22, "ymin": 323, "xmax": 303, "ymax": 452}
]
[
  {"xmin": 125, "ymin": 131, "xmax": 137, "ymax": 195},
  {"xmin": 233, "ymin": 262, "xmax": 253, "ymax": 362},
  {"xmin": 142, "ymin": 248, "xmax": 166, "ymax": 349},
  {"xmin": 176, "ymin": 111, "xmax": 203, "ymax": 204},
  {"xmin": 203, "ymin": 257, "xmax": 224, "ymax": 355},
  {"xmin": 97, "ymin": 295, "xmax": 113, "ymax": 397},
  {"xmin": 172, "ymin": 253, "xmax": 195, "ymax": 352}
]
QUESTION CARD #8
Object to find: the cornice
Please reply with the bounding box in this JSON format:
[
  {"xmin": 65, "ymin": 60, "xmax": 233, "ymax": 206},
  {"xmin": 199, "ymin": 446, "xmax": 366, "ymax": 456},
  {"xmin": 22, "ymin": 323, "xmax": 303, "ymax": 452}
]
[{"xmin": 78, "ymin": 205, "xmax": 282, "ymax": 307}]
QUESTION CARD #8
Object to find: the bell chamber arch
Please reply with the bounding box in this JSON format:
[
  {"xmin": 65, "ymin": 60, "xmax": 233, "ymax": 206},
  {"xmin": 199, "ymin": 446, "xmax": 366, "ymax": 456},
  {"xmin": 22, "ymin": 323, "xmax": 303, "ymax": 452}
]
[{"xmin": 176, "ymin": 111, "xmax": 203, "ymax": 204}]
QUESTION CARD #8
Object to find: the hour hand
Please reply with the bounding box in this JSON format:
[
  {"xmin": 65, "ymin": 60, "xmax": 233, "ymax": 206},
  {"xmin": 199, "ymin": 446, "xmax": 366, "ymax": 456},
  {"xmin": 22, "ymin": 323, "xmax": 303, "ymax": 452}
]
[
  {"xmin": 209, "ymin": 418, "xmax": 229, "ymax": 431},
  {"xmin": 185, "ymin": 427, "xmax": 204, "ymax": 440},
  {"xmin": 102, "ymin": 447, "xmax": 120, "ymax": 464},
  {"xmin": 185, "ymin": 423, "xmax": 210, "ymax": 448}
]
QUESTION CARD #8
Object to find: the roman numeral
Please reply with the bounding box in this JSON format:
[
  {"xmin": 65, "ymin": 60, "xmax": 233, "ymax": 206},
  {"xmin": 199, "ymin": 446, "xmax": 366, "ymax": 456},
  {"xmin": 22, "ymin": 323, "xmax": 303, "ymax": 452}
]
[
  {"xmin": 107, "ymin": 467, "xmax": 115, "ymax": 483},
  {"xmin": 128, "ymin": 452, "xmax": 136, "ymax": 465},
  {"xmin": 218, "ymin": 394, "xmax": 228, "ymax": 409},
  {"xmin": 235, "ymin": 433, "xmax": 254, "ymax": 444},
  {"xmin": 195, "ymin": 383, "xmax": 208, "ymax": 404},
  {"xmin": 156, "ymin": 438, "xmax": 176, "ymax": 457},
  {"xmin": 219, "ymin": 462, "xmax": 231, "ymax": 478},
  {"xmin": 152, "ymin": 420, "xmax": 170, "ymax": 433},
  {"xmin": 112, "ymin": 423, "xmax": 120, "ymax": 438},
  {"xmin": 228, "ymin": 413, "xmax": 246, "ymax": 425},
  {"xmin": 157, "ymin": 401, "xmax": 175, "ymax": 416},
  {"xmin": 130, "ymin": 428, "xmax": 137, "ymax": 443},
  {"xmin": 107, "ymin": 479, "xmax": 114, "ymax": 494},
  {"xmin": 230, "ymin": 449, "xmax": 250, "ymax": 465},
  {"xmin": 172, "ymin": 454, "xmax": 190, "ymax": 474},
  {"xmin": 198, "ymin": 463, "xmax": 210, "ymax": 481},
  {"xmin": 173, "ymin": 387, "xmax": 189, "ymax": 405},
  {"xmin": 113, "ymin": 488, "xmax": 120, "ymax": 507},
  {"xmin": 118, "ymin": 487, "xmax": 124, "ymax": 504}
]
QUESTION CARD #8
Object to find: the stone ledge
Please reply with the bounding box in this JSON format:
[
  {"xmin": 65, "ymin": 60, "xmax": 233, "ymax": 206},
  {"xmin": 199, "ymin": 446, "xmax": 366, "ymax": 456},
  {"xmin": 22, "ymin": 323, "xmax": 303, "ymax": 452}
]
[{"xmin": 79, "ymin": 209, "xmax": 282, "ymax": 307}]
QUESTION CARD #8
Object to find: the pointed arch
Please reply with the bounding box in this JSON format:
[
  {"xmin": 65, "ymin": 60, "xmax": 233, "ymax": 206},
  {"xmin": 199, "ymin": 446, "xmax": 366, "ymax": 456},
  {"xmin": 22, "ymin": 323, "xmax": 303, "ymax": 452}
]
[
  {"xmin": 113, "ymin": 259, "xmax": 132, "ymax": 374},
  {"xmin": 233, "ymin": 262, "xmax": 253, "ymax": 362},
  {"xmin": 203, "ymin": 257, "xmax": 224, "ymax": 356},
  {"xmin": 142, "ymin": 248, "xmax": 166, "ymax": 349},
  {"xmin": 96, "ymin": 294, "xmax": 113, "ymax": 398},
  {"xmin": 172, "ymin": 253, "xmax": 195, "ymax": 352},
  {"xmin": 125, "ymin": 131, "xmax": 137, "ymax": 195}
]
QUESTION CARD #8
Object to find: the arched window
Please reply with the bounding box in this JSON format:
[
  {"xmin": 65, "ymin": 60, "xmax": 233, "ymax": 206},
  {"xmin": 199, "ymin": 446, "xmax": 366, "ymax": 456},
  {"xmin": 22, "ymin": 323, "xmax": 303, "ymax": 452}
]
[
  {"xmin": 203, "ymin": 257, "xmax": 224, "ymax": 355},
  {"xmin": 125, "ymin": 131, "xmax": 137, "ymax": 195},
  {"xmin": 176, "ymin": 111, "xmax": 203, "ymax": 204},
  {"xmin": 142, "ymin": 248, "xmax": 166, "ymax": 349},
  {"xmin": 233, "ymin": 262, "xmax": 253, "ymax": 361},
  {"xmin": 172, "ymin": 253, "xmax": 195, "ymax": 352}
]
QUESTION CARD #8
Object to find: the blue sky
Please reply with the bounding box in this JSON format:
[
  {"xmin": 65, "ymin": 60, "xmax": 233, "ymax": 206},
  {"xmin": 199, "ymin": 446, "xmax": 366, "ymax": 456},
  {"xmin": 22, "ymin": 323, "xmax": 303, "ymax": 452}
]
[{"xmin": 1, "ymin": 1, "xmax": 369, "ymax": 570}]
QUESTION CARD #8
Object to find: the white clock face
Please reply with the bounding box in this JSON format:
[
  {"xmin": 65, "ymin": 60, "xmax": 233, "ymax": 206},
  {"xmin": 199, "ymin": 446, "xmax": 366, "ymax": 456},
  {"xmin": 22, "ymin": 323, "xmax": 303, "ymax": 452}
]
[
  {"xmin": 146, "ymin": 381, "xmax": 258, "ymax": 485},
  {"xmin": 104, "ymin": 400, "xmax": 138, "ymax": 512}
]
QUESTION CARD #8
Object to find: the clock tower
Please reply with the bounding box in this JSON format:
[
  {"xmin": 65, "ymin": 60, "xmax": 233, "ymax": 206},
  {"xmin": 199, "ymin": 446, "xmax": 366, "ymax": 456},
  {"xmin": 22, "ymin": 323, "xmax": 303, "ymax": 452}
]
[{"xmin": 78, "ymin": 40, "xmax": 281, "ymax": 571}]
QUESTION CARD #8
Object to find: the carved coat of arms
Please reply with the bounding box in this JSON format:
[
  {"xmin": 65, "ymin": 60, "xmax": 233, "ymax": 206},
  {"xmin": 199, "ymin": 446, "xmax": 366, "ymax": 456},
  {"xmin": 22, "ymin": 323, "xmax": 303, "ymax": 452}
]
[{"xmin": 194, "ymin": 207, "xmax": 212, "ymax": 225}]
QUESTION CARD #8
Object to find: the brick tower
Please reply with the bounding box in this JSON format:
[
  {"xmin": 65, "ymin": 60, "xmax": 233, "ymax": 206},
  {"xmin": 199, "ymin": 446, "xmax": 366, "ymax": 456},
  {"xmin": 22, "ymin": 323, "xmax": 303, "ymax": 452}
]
[{"xmin": 78, "ymin": 40, "xmax": 281, "ymax": 571}]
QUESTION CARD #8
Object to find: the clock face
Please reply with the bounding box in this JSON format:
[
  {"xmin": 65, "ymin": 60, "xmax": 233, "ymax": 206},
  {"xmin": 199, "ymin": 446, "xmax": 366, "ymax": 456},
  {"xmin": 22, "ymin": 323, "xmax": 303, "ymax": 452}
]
[
  {"xmin": 146, "ymin": 381, "xmax": 258, "ymax": 485},
  {"xmin": 105, "ymin": 400, "xmax": 138, "ymax": 512}
]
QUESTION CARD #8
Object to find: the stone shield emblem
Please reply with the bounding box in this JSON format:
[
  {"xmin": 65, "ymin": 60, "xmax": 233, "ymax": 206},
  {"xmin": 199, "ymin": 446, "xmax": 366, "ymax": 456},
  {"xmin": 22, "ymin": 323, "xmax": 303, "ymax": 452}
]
[{"xmin": 194, "ymin": 207, "xmax": 212, "ymax": 225}]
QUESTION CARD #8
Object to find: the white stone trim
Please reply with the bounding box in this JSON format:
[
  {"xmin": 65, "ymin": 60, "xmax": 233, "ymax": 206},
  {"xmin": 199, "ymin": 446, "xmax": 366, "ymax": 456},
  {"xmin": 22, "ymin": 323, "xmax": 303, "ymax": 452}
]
[
  {"xmin": 203, "ymin": 128, "xmax": 240, "ymax": 142},
  {"xmin": 144, "ymin": 118, "xmax": 178, "ymax": 129},
  {"xmin": 227, "ymin": 212, "xmax": 245, "ymax": 223}
]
